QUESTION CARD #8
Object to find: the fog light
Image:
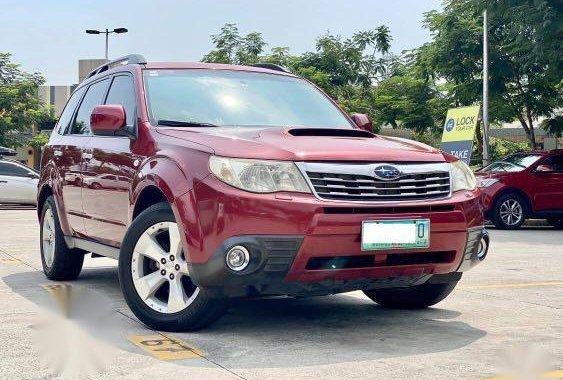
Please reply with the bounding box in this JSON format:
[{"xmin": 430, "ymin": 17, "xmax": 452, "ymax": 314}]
[{"xmin": 225, "ymin": 245, "xmax": 250, "ymax": 271}]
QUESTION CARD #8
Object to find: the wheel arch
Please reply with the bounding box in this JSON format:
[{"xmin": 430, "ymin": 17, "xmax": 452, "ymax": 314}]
[
  {"xmin": 492, "ymin": 187, "xmax": 532, "ymax": 214},
  {"xmin": 37, "ymin": 184, "xmax": 53, "ymax": 220},
  {"xmin": 132, "ymin": 185, "xmax": 169, "ymax": 220}
]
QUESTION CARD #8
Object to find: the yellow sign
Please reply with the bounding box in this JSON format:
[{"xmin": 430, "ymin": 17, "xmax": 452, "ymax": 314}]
[
  {"xmin": 128, "ymin": 334, "xmax": 204, "ymax": 360},
  {"xmin": 440, "ymin": 105, "xmax": 481, "ymax": 143}
]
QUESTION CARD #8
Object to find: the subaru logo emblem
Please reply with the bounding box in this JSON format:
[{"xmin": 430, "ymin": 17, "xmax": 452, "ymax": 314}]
[{"xmin": 373, "ymin": 165, "xmax": 402, "ymax": 181}]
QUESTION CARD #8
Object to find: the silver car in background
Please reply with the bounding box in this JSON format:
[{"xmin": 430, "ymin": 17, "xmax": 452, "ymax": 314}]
[{"xmin": 0, "ymin": 159, "xmax": 39, "ymax": 205}]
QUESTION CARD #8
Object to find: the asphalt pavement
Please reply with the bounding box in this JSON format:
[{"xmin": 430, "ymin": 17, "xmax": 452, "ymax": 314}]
[{"xmin": 0, "ymin": 209, "xmax": 561, "ymax": 380}]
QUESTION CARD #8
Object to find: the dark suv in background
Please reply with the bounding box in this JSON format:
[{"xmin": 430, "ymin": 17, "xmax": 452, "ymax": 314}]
[{"xmin": 38, "ymin": 55, "xmax": 487, "ymax": 331}]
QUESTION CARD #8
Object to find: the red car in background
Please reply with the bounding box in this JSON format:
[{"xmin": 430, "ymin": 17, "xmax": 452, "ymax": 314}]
[{"xmin": 476, "ymin": 150, "xmax": 563, "ymax": 229}]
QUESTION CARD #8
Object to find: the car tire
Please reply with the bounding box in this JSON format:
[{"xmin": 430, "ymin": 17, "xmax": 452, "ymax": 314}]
[
  {"xmin": 491, "ymin": 193, "xmax": 527, "ymax": 230},
  {"xmin": 118, "ymin": 202, "xmax": 227, "ymax": 331},
  {"xmin": 363, "ymin": 281, "xmax": 457, "ymax": 309},
  {"xmin": 40, "ymin": 196, "xmax": 85, "ymax": 280},
  {"xmin": 547, "ymin": 218, "xmax": 563, "ymax": 229}
]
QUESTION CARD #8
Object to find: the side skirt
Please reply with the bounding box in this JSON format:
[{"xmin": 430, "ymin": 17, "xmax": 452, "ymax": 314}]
[{"xmin": 64, "ymin": 236, "xmax": 120, "ymax": 260}]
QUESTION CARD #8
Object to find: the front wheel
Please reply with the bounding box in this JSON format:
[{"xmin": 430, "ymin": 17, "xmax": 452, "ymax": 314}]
[
  {"xmin": 491, "ymin": 193, "xmax": 527, "ymax": 230},
  {"xmin": 363, "ymin": 281, "xmax": 457, "ymax": 309},
  {"xmin": 118, "ymin": 202, "xmax": 227, "ymax": 331}
]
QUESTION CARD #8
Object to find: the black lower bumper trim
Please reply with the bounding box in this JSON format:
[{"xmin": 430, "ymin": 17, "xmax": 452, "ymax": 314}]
[{"xmin": 189, "ymin": 235, "xmax": 303, "ymax": 297}]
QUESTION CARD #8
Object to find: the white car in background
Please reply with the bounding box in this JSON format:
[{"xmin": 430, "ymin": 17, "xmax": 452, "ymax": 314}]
[{"xmin": 0, "ymin": 159, "xmax": 39, "ymax": 205}]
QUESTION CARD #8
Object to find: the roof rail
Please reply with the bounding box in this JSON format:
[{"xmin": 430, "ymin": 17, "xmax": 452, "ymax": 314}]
[
  {"xmin": 251, "ymin": 63, "xmax": 291, "ymax": 73},
  {"xmin": 85, "ymin": 54, "xmax": 147, "ymax": 81}
]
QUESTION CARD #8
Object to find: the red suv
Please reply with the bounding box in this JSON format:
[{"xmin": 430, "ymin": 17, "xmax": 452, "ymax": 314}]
[
  {"xmin": 476, "ymin": 150, "xmax": 563, "ymax": 229},
  {"xmin": 38, "ymin": 55, "xmax": 487, "ymax": 330}
]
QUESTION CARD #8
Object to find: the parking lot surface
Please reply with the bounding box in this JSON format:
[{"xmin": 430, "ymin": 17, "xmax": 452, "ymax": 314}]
[{"xmin": 0, "ymin": 209, "xmax": 561, "ymax": 379}]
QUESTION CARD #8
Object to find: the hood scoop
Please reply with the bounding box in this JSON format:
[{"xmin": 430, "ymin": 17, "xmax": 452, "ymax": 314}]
[{"xmin": 287, "ymin": 128, "xmax": 374, "ymax": 138}]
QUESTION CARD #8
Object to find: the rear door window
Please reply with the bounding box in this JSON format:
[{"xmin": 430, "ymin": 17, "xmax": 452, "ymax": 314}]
[{"xmin": 70, "ymin": 78, "xmax": 110, "ymax": 135}]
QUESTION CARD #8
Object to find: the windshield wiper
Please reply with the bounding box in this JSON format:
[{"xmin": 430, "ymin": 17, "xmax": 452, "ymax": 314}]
[{"xmin": 157, "ymin": 120, "xmax": 219, "ymax": 128}]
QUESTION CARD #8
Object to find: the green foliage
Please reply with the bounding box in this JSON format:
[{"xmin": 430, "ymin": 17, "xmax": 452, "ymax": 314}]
[
  {"xmin": 201, "ymin": 24, "xmax": 266, "ymax": 65},
  {"xmin": 201, "ymin": 11, "xmax": 561, "ymax": 148},
  {"xmin": 372, "ymin": 75, "xmax": 438, "ymax": 132},
  {"xmin": 540, "ymin": 115, "xmax": 563, "ymax": 138},
  {"xmin": 0, "ymin": 53, "xmax": 52, "ymax": 147},
  {"xmin": 28, "ymin": 131, "xmax": 50, "ymax": 148},
  {"xmin": 488, "ymin": 137, "xmax": 529, "ymax": 161},
  {"xmin": 412, "ymin": 0, "xmax": 563, "ymax": 148}
]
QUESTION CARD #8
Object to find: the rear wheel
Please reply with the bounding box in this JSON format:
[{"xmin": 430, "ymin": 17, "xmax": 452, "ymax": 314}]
[
  {"xmin": 40, "ymin": 196, "xmax": 85, "ymax": 280},
  {"xmin": 118, "ymin": 202, "xmax": 227, "ymax": 331},
  {"xmin": 491, "ymin": 193, "xmax": 527, "ymax": 230},
  {"xmin": 363, "ymin": 281, "xmax": 457, "ymax": 309},
  {"xmin": 547, "ymin": 218, "xmax": 563, "ymax": 229}
]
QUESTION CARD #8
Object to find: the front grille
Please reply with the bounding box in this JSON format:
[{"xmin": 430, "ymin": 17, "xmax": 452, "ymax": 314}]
[{"xmin": 305, "ymin": 170, "xmax": 450, "ymax": 201}]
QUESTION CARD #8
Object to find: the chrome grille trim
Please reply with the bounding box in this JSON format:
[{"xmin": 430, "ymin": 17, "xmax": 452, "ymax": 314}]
[{"xmin": 296, "ymin": 162, "xmax": 452, "ymax": 203}]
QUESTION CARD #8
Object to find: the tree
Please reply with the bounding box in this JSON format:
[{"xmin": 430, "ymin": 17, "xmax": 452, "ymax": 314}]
[
  {"xmin": 412, "ymin": 0, "xmax": 563, "ymax": 148},
  {"xmin": 372, "ymin": 75, "xmax": 446, "ymax": 133},
  {"xmin": 0, "ymin": 53, "xmax": 52, "ymax": 147},
  {"xmin": 201, "ymin": 24, "xmax": 266, "ymax": 65}
]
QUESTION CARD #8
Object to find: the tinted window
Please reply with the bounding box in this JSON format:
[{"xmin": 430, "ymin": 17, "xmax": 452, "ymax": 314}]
[
  {"xmin": 57, "ymin": 87, "xmax": 86, "ymax": 134},
  {"xmin": 144, "ymin": 69, "xmax": 353, "ymax": 129},
  {"xmin": 71, "ymin": 79, "xmax": 110, "ymax": 135},
  {"xmin": 544, "ymin": 154, "xmax": 563, "ymax": 173},
  {"xmin": 480, "ymin": 154, "xmax": 543, "ymax": 173},
  {"xmin": 105, "ymin": 75, "xmax": 136, "ymax": 126},
  {"xmin": 505, "ymin": 154, "xmax": 543, "ymax": 168},
  {"xmin": 0, "ymin": 162, "xmax": 34, "ymax": 177}
]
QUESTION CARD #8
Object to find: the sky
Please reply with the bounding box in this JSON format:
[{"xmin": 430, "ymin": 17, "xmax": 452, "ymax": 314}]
[{"xmin": 1, "ymin": 0, "xmax": 442, "ymax": 85}]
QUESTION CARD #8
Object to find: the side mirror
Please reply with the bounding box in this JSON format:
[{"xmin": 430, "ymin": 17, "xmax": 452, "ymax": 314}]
[
  {"xmin": 535, "ymin": 164, "xmax": 554, "ymax": 173},
  {"xmin": 350, "ymin": 113, "xmax": 373, "ymax": 133},
  {"xmin": 27, "ymin": 172, "xmax": 38, "ymax": 179},
  {"xmin": 91, "ymin": 105, "xmax": 126, "ymax": 136}
]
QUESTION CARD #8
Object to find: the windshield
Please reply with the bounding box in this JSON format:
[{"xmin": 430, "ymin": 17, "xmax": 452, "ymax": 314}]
[
  {"xmin": 479, "ymin": 154, "xmax": 542, "ymax": 172},
  {"xmin": 143, "ymin": 69, "xmax": 354, "ymax": 129}
]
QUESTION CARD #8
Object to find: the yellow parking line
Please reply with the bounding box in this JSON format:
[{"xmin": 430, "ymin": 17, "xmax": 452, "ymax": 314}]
[
  {"xmin": 0, "ymin": 258, "xmax": 19, "ymax": 263},
  {"xmin": 128, "ymin": 334, "xmax": 204, "ymax": 360},
  {"xmin": 487, "ymin": 369, "xmax": 563, "ymax": 379},
  {"xmin": 460, "ymin": 281, "xmax": 563, "ymax": 290}
]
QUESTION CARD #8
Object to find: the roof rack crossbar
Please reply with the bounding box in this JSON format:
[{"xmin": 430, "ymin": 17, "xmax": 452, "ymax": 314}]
[
  {"xmin": 250, "ymin": 63, "xmax": 291, "ymax": 73},
  {"xmin": 85, "ymin": 54, "xmax": 147, "ymax": 80}
]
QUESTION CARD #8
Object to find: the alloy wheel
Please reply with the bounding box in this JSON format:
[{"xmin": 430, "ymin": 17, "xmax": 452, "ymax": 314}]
[
  {"xmin": 499, "ymin": 199, "xmax": 523, "ymax": 226},
  {"xmin": 131, "ymin": 222, "xmax": 199, "ymax": 314},
  {"xmin": 42, "ymin": 208, "xmax": 56, "ymax": 267}
]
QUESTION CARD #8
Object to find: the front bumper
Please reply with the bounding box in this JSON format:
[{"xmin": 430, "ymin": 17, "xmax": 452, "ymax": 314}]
[{"xmin": 177, "ymin": 176, "xmax": 486, "ymax": 297}]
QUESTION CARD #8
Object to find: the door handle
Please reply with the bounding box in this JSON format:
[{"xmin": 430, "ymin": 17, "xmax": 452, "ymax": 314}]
[
  {"xmin": 82, "ymin": 152, "xmax": 93, "ymax": 160},
  {"xmin": 53, "ymin": 150, "xmax": 63, "ymax": 157},
  {"xmin": 0, "ymin": 180, "xmax": 7, "ymax": 184}
]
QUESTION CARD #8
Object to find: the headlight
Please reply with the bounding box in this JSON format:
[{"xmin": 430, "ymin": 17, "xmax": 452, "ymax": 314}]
[
  {"xmin": 477, "ymin": 178, "xmax": 499, "ymax": 188},
  {"xmin": 450, "ymin": 160, "xmax": 477, "ymax": 191},
  {"xmin": 209, "ymin": 156, "xmax": 311, "ymax": 193}
]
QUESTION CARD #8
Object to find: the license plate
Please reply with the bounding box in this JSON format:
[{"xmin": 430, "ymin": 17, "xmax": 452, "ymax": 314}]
[{"xmin": 361, "ymin": 219, "xmax": 430, "ymax": 251}]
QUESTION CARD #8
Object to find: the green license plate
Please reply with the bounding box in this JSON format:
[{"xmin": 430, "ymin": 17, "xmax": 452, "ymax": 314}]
[{"xmin": 361, "ymin": 219, "xmax": 430, "ymax": 251}]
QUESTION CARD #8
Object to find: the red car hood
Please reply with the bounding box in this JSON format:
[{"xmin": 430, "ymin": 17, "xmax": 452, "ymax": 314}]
[
  {"xmin": 157, "ymin": 127, "xmax": 447, "ymax": 162},
  {"xmin": 475, "ymin": 171, "xmax": 512, "ymax": 179}
]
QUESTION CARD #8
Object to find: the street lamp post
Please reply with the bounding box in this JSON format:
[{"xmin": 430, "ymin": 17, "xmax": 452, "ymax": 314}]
[
  {"xmin": 85, "ymin": 28, "xmax": 128, "ymax": 60},
  {"xmin": 482, "ymin": 10, "xmax": 490, "ymax": 166}
]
